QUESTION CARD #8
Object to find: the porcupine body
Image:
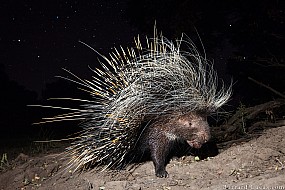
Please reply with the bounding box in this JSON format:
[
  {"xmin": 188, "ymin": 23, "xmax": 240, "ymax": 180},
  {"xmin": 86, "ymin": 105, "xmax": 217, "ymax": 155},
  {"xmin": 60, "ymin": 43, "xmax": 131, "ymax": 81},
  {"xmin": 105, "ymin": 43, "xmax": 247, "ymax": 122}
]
[{"xmin": 36, "ymin": 31, "xmax": 231, "ymax": 177}]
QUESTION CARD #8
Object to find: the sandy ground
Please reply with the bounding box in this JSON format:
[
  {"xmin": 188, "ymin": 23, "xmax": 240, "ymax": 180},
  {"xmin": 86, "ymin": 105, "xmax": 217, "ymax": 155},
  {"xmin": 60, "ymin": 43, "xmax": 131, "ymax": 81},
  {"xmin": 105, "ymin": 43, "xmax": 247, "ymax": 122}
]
[{"xmin": 1, "ymin": 126, "xmax": 285, "ymax": 190}]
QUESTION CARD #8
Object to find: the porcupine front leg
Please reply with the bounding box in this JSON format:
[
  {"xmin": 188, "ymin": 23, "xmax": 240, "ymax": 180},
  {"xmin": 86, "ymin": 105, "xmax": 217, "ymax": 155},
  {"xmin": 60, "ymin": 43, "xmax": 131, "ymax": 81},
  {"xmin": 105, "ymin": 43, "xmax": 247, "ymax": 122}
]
[{"xmin": 149, "ymin": 130, "xmax": 170, "ymax": 178}]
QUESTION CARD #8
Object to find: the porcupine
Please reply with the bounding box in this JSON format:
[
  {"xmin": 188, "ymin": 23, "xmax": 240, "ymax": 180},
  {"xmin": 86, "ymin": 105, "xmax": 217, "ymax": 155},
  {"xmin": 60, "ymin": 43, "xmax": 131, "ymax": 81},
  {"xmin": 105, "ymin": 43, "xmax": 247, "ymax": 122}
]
[{"xmin": 34, "ymin": 30, "xmax": 231, "ymax": 178}]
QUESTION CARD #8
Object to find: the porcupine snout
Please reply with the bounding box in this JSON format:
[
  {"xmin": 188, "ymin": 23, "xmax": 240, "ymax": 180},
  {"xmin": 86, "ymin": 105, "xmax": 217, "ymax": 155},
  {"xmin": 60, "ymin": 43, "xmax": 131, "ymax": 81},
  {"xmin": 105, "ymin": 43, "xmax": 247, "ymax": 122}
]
[
  {"xmin": 178, "ymin": 114, "xmax": 211, "ymax": 149},
  {"xmin": 187, "ymin": 125, "xmax": 211, "ymax": 148}
]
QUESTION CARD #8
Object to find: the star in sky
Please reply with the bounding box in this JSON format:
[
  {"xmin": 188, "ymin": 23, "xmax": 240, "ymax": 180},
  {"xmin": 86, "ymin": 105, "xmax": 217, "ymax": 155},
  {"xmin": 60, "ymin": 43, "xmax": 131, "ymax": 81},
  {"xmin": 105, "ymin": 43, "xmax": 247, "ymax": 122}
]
[{"xmin": 1, "ymin": 0, "xmax": 138, "ymax": 97}]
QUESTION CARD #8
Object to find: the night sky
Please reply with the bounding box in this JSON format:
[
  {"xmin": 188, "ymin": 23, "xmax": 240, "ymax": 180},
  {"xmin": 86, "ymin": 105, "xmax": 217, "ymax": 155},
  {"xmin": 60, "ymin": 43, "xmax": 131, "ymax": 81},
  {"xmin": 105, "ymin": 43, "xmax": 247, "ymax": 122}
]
[
  {"xmin": 1, "ymin": 1, "xmax": 139, "ymax": 97},
  {"xmin": 2, "ymin": 0, "xmax": 284, "ymax": 100}
]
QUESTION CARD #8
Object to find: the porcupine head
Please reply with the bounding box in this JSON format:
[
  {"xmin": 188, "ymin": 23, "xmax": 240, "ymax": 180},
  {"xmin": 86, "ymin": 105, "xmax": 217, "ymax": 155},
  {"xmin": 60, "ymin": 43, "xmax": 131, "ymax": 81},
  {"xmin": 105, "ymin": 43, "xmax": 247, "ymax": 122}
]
[
  {"xmin": 31, "ymin": 29, "xmax": 231, "ymax": 178},
  {"xmin": 140, "ymin": 111, "xmax": 211, "ymax": 177}
]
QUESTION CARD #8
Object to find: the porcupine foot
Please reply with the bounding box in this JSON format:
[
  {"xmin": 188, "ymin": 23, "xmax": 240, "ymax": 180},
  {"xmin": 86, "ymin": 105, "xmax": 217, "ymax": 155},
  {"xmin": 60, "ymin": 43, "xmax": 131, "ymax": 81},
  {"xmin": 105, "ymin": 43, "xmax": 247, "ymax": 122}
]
[
  {"xmin": 155, "ymin": 168, "xmax": 169, "ymax": 178},
  {"xmin": 151, "ymin": 145, "xmax": 169, "ymax": 178},
  {"xmin": 148, "ymin": 128, "xmax": 171, "ymax": 178},
  {"xmin": 151, "ymin": 145, "xmax": 169, "ymax": 177}
]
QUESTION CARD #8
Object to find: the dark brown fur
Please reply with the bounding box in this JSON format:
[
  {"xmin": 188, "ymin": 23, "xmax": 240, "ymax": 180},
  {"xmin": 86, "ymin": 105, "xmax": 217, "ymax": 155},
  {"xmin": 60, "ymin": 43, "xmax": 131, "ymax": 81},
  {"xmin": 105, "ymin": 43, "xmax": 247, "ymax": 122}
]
[{"xmin": 137, "ymin": 112, "xmax": 211, "ymax": 177}]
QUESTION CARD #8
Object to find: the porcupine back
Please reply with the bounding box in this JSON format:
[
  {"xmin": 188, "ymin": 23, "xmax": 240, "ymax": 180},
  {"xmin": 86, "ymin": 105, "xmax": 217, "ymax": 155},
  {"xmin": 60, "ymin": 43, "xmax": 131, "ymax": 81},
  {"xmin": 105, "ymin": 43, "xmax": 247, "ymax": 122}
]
[{"xmin": 34, "ymin": 32, "xmax": 231, "ymax": 172}]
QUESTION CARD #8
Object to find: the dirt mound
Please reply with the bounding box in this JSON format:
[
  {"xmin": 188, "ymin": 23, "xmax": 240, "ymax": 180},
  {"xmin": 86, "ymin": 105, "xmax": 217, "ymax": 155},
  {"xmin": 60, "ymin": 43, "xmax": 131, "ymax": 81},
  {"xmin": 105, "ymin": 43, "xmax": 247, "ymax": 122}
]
[{"xmin": 1, "ymin": 126, "xmax": 285, "ymax": 190}]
